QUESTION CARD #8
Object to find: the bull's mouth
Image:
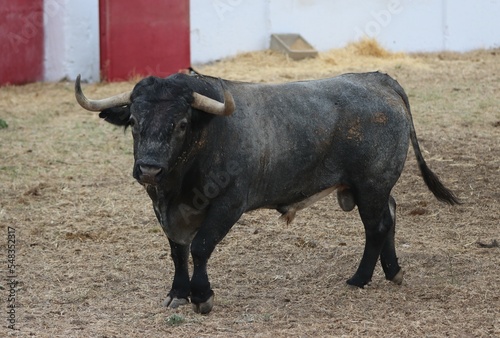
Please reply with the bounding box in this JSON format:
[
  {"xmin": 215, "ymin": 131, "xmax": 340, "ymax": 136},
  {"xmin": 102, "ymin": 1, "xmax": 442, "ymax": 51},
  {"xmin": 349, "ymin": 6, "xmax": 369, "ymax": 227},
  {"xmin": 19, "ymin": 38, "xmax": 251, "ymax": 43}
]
[{"xmin": 137, "ymin": 175, "xmax": 160, "ymax": 186}]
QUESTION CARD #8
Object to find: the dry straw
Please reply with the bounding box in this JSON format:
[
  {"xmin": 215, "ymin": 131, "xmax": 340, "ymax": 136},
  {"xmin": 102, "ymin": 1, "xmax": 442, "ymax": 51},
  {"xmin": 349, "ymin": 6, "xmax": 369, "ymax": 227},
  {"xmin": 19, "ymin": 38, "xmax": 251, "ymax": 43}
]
[{"xmin": 198, "ymin": 38, "xmax": 415, "ymax": 82}]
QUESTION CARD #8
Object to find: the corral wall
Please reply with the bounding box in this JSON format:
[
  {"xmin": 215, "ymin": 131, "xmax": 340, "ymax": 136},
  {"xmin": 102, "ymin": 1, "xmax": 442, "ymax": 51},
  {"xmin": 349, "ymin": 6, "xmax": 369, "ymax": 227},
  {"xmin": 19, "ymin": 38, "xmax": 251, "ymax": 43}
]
[
  {"xmin": 0, "ymin": 0, "xmax": 44, "ymax": 85},
  {"xmin": 38, "ymin": 0, "xmax": 500, "ymax": 81}
]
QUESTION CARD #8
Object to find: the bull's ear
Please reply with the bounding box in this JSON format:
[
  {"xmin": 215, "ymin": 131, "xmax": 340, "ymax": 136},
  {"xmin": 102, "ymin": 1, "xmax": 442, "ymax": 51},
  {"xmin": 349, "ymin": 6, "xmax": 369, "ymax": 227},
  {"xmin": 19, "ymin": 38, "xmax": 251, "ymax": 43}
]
[{"xmin": 98, "ymin": 106, "xmax": 131, "ymax": 126}]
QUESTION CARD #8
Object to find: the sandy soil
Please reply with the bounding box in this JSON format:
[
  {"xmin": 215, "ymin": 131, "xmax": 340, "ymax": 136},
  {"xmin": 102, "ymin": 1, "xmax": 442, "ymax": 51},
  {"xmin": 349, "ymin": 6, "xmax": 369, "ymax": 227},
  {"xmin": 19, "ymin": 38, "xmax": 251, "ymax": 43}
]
[{"xmin": 0, "ymin": 44, "xmax": 499, "ymax": 337}]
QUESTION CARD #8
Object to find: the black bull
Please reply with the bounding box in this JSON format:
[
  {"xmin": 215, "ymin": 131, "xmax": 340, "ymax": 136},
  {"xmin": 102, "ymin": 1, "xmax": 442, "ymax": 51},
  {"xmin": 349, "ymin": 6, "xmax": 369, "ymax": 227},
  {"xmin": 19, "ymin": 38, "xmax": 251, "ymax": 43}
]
[{"xmin": 75, "ymin": 71, "xmax": 459, "ymax": 314}]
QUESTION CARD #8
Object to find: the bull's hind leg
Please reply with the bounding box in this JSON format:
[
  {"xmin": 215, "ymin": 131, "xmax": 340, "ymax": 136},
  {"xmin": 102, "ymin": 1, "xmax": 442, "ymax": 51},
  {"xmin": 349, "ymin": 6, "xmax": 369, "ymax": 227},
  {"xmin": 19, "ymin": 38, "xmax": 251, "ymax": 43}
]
[
  {"xmin": 347, "ymin": 190, "xmax": 395, "ymax": 288},
  {"xmin": 380, "ymin": 196, "xmax": 403, "ymax": 284}
]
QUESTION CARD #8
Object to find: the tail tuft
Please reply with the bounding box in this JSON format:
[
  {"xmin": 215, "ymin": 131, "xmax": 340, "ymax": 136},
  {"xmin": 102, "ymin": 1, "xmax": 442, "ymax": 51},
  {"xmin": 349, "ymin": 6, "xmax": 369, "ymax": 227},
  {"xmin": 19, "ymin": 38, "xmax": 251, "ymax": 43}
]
[{"xmin": 418, "ymin": 161, "xmax": 461, "ymax": 205}]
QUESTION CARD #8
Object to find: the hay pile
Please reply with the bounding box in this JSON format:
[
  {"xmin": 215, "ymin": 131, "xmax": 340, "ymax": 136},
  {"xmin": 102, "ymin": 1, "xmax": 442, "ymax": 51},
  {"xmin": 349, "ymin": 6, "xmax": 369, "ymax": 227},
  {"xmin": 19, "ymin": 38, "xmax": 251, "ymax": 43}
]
[{"xmin": 198, "ymin": 39, "xmax": 420, "ymax": 82}]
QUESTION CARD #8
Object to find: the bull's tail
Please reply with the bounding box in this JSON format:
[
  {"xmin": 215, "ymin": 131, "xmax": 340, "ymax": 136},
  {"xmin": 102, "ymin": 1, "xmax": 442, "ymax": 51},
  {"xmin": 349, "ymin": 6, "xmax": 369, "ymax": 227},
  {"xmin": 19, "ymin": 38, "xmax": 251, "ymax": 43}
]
[
  {"xmin": 409, "ymin": 122, "xmax": 461, "ymax": 205},
  {"xmin": 394, "ymin": 81, "xmax": 461, "ymax": 205}
]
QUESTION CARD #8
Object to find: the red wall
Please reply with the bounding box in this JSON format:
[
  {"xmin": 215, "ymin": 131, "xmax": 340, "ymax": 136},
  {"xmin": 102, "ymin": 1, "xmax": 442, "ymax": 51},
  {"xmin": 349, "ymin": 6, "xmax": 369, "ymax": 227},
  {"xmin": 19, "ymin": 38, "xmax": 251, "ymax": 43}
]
[
  {"xmin": 0, "ymin": 0, "xmax": 44, "ymax": 85},
  {"xmin": 99, "ymin": 0, "xmax": 190, "ymax": 81}
]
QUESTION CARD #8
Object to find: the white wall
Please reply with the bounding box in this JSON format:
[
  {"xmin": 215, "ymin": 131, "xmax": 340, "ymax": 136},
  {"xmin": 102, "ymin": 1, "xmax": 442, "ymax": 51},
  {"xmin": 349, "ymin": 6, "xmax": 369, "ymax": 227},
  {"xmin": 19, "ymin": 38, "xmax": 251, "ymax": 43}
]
[
  {"xmin": 44, "ymin": 0, "xmax": 500, "ymax": 81},
  {"xmin": 190, "ymin": 0, "xmax": 270, "ymax": 64},
  {"xmin": 444, "ymin": 0, "xmax": 500, "ymax": 51},
  {"xmin": 44, "ymin": 0, "xmax": 99, "ymax": 82},
  {"xmin": 191, "ymin": 0, "xmax": 500, "ymax": 64}
]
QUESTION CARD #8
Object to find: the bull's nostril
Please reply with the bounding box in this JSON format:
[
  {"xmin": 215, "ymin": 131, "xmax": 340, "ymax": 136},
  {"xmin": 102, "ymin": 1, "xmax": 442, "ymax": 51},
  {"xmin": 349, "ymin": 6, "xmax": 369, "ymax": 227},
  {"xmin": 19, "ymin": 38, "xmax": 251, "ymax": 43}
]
[{"xmin": 139, "ymin": 165, "xmax": 162, "ymax": 177}]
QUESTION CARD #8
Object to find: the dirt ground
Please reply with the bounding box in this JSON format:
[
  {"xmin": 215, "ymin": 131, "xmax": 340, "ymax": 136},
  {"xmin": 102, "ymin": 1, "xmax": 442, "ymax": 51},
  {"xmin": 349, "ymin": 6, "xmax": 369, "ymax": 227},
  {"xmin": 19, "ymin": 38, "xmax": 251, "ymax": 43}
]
[{"xmin": 1, "ymin": 44, "xmax": 499, "ymax": 337}]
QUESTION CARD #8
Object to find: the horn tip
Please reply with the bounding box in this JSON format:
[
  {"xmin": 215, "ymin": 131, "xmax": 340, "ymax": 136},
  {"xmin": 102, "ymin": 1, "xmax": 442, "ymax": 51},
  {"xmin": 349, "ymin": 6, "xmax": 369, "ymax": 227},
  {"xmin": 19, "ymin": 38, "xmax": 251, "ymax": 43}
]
[
  {"xmin": 75, "ymin": 75, "xmax": 83, "ymax": 98},
  {"xmin": 75, "ymin": 74, "xmax": 82, "ymax": 92}
]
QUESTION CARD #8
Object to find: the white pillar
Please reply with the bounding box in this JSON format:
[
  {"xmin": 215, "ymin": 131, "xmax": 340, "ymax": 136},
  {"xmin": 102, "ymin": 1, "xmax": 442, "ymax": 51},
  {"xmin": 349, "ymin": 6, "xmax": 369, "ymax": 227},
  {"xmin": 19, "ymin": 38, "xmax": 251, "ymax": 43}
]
[{"xmin": 44, "ymin": 0, "xmax": 100, "ymax": 82}]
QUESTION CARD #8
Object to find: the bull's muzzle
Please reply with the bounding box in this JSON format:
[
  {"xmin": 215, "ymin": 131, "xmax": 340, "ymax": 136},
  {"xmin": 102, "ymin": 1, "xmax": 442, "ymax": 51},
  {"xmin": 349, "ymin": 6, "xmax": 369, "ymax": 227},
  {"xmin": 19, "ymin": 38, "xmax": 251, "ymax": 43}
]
[{"xmin": 134, "ymin": 163, "xmax": 164, "ymax": 185}]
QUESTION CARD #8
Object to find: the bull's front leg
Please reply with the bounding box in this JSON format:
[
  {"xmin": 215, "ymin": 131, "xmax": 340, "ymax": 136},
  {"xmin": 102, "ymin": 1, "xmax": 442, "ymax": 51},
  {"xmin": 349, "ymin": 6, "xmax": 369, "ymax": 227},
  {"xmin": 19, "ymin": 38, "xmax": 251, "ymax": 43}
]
[
  {"xmin": 163, "ymin": 238, "xmax": 190, "ymax": 308},
  {"xmin": 148, "ymin": 188, "xmax": 191, "ymax": 308},
  {"xmin": 189, "ymin": 202, "xmax": 244, "ymax": 314}
]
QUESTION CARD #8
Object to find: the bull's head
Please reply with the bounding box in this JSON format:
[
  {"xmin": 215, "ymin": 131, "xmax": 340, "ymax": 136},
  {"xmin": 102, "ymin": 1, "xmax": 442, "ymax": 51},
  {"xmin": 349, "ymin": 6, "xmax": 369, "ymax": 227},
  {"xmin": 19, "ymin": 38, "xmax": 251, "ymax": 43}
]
[{"xmin": 75, "ymin": 75, "xmax": 235, "ymax": 186}]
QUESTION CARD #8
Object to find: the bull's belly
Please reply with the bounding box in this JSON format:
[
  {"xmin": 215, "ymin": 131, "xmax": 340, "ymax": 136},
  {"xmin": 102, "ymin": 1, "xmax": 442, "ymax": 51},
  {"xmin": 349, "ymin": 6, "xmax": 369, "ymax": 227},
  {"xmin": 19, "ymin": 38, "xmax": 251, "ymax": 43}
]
[
  {"xmin": 246, "ymin": 165, "xmax": 343, "ymax": 208},
  {"xmin": 251, "ymin": 183, "xmax": 355, "ymax": 225}
]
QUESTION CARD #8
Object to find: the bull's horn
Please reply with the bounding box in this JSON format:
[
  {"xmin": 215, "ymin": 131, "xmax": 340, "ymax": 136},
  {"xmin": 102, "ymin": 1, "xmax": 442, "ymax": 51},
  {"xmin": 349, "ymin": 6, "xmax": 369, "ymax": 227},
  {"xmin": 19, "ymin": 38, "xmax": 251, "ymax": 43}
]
[
  {"xmin": 192, "ymin": 89, "xmax": 235, "ymax": 116},
  {"xmin": 75, "ymin": 74, "xmax": 132, "ymax": 111}
]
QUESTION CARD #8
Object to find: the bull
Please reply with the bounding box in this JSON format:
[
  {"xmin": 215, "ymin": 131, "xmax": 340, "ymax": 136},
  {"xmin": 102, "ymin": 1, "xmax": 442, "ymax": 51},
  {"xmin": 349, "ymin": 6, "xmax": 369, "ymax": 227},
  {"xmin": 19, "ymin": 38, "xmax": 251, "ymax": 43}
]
[{"xmin": 75, "ymin": 71, "xmax": 459, "ymax": 314}]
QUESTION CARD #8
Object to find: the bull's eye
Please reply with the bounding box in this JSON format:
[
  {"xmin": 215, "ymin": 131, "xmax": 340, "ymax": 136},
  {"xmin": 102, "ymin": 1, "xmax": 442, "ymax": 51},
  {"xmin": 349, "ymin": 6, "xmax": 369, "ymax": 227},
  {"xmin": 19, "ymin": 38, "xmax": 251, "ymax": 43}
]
[
  {"xmin": 171, "ymin": 119, "xmax": 188, "ymax": 136},
  {"xmin": 178, "ymin": 120, "xmax": 188, "ymax": 132}
]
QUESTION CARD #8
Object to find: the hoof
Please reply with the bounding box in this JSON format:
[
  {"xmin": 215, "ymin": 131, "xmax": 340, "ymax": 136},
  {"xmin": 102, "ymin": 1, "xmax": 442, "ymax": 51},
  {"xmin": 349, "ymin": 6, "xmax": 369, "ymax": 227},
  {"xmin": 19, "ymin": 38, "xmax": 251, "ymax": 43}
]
[
  {"xmin": 390, "ymin": 269, "xmax": 404, "ymax": 285},
  {"xmin": 192, "ymin": 294, "xmax": 214, "ymax": 315},
  {"xmin": 346, "ymin": 277, "xmax": 368, "ymax": 288},
  {"xmin": 163, "ymin": 296, "xmax": 189, "ymax": 309}
]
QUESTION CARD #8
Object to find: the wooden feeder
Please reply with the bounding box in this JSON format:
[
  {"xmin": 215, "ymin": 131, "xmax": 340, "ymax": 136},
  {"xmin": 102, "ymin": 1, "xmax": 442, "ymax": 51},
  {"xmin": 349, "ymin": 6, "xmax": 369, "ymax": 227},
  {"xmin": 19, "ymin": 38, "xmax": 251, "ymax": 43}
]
[{"xmin": 270, "ymin": 34, "xmax": 318, "ymax": 60}]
